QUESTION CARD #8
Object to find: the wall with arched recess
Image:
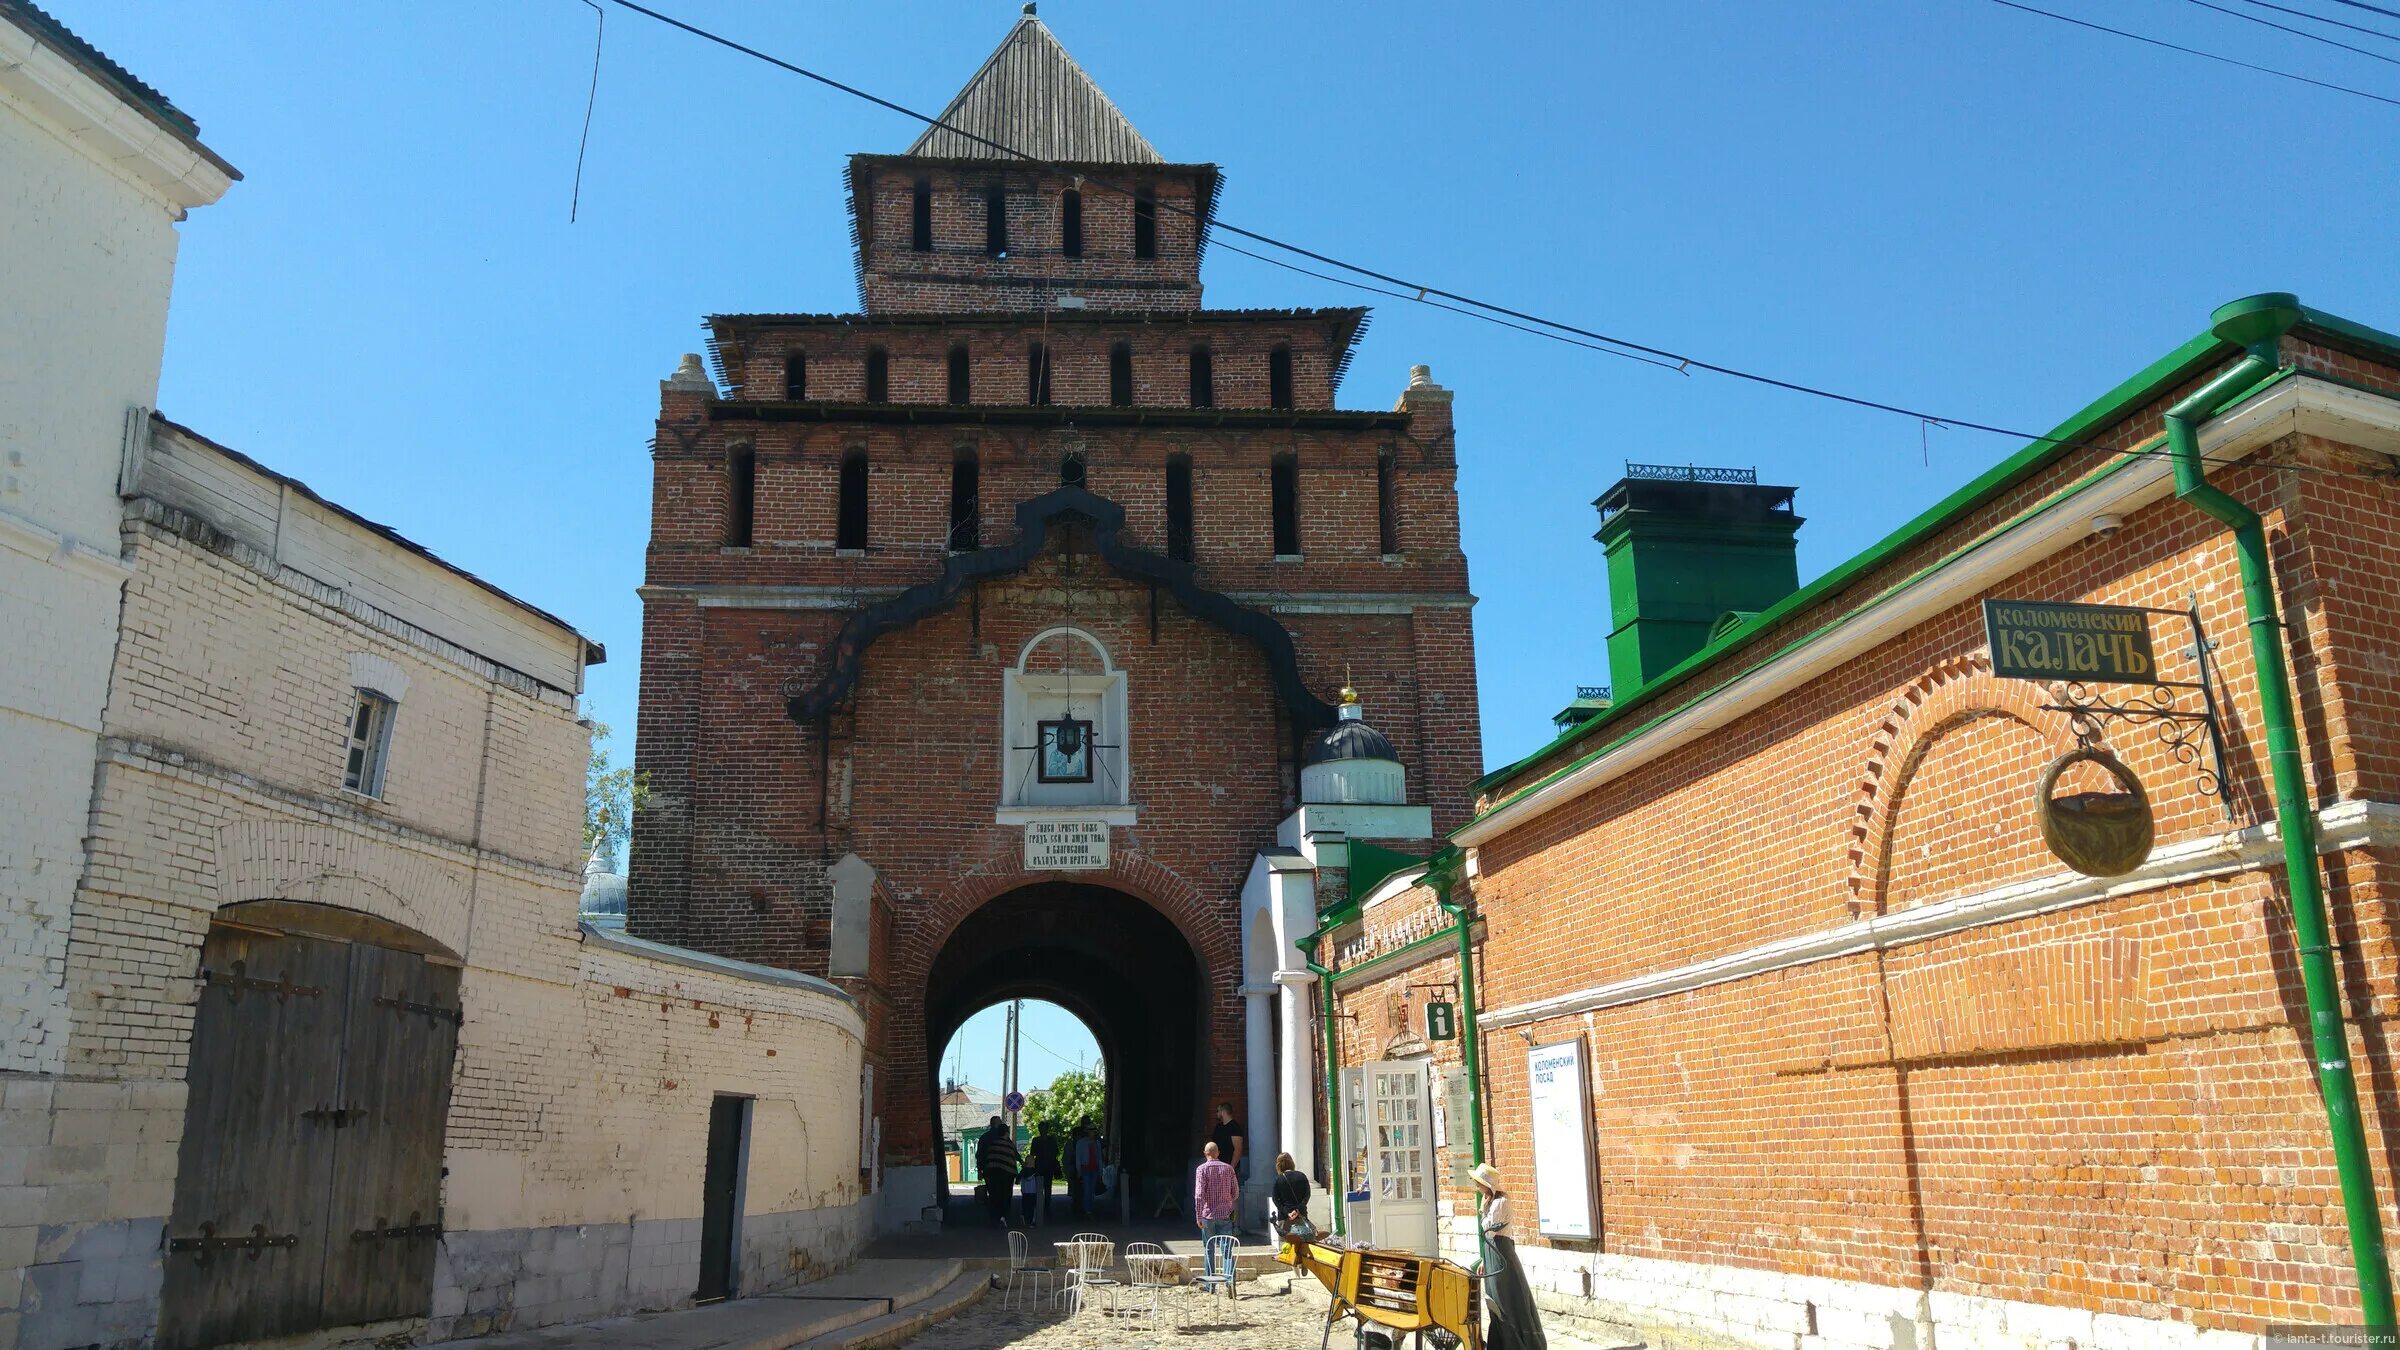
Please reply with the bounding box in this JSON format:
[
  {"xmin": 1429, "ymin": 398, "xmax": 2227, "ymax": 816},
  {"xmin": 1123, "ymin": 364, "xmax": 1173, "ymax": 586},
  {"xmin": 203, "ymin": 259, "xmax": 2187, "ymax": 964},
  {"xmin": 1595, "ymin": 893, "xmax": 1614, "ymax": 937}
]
[{"xmin": 1843, "ymin": 654, "xmax": 2078, "ymax": 915}]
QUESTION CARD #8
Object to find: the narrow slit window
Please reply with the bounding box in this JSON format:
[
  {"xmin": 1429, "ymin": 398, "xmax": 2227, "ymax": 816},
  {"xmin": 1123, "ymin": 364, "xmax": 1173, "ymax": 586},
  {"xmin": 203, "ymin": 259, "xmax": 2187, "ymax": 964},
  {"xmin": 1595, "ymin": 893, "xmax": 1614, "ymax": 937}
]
[
  {"xmin": 1377, "ymin": 450, "xmax": 1400, "ymax": 555},
  {"xmin": 1133, "ymin": 189, "xmax": 1157, "ymax": 259},
  {"xmin": 1061, "ymin": 189, "xmax": 1083, "ymax": 258},
  {"xmin": 984, "ymin": 184, "xmax": 1008, "ymax": 256},
  {"xmin": 948, "ymin": 343, "xmax": 971, "ymax": 405},
  {"xmin": 1109, "ymin": 342, "xmax": 1133, "ymax": 407},
  {"xmin": 1271, "ymin": 453, "xmax": 1300, "ymax": 556},
  {"xmin": 1028, "ymin": 342, "xmax": 1052, "ymax": 405},
  {"xmin": 949, "ymin": 451, "xmax": 979, "ymax": 551},
  {"xmin": 1061, "ymin": 451, "xmax": 1086, "ymax": 488},
  {"xmin": 783, "ymin": 351, "xmax": 807, "ymax": 401},
  {"xmin": 911, "ymin": 178, "xmax": 932, "ymax": 252},
  {"xmin": 342, "ymin": 690, "xmax": 397, "ymax": 798},
  {"xmin": 1189, "ymin": 346, "xmax": 1214, "ymax": 408},
  {"xmin": 1166, "ymin": 454, "xmax": 1195, "ymax": 563},
  {"xmin": 1269, "ymin": 344, "xmax": 1294, "ymax": 410},
  {"xmin": 725, "ymin": 447, "xmax": 756, "ymax": 547},
  {"xmin": 837, "ymin": 451, "xmax": 868, "ymax": 550},
  {"xmin": 865, "ymin": 347, "xmax": 889, "ymax": 404}
]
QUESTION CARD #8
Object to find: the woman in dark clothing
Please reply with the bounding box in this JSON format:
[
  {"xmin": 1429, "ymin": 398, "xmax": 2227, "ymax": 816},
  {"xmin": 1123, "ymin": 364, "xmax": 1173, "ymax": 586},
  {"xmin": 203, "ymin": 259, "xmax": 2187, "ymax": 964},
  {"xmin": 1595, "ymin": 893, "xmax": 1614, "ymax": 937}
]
[
  {"xmin": 1472, "ymin": 1163, "xmax": 1546, "ymax": 1350},
  {"xmin": 1269, "ymin": 1152, "xmax": 1315, "ymax": 1242},
  {"xmin": 975, "ymin": 1117, "xmax": 1019, "ymax": 1228}
]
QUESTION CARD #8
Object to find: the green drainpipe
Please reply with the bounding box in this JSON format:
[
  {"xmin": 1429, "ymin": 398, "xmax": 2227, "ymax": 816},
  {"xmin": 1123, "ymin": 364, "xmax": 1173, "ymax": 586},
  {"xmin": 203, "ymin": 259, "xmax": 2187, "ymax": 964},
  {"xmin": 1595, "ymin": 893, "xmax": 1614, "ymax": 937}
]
[
  {"xmin": 1304, "ymin": 938, "xmax": 1346, "ymax": 1236},
  {"xmin": 2168, "ymin": 292, "xmax": 2393, "ymax": 1328}
]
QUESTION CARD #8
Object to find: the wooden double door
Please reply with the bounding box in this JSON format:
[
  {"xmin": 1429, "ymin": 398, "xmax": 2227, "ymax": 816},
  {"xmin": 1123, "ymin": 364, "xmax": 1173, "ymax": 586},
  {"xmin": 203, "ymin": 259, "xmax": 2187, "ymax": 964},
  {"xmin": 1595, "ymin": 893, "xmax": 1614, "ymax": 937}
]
[{"xmin": 161, "ymin": 910, "xmax": 461, "ymax": 1349}]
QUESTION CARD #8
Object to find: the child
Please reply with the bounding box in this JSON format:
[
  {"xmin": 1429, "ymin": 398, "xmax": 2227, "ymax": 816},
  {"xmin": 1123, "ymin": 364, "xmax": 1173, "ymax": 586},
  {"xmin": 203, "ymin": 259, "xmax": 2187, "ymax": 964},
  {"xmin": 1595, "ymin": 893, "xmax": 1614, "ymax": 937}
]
[{"xmin": 1019, "ymin": 1160, "xmax": 1043, "ymax": 1226}]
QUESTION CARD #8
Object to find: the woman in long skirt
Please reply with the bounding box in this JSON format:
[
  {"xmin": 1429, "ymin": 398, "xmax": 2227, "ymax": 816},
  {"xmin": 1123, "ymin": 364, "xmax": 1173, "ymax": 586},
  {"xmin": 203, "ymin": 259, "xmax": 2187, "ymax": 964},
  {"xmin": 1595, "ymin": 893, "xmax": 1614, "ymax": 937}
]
[{"xmin": 1471, "ymin": 1164, "xmax": 1546, "ymax": 1350}]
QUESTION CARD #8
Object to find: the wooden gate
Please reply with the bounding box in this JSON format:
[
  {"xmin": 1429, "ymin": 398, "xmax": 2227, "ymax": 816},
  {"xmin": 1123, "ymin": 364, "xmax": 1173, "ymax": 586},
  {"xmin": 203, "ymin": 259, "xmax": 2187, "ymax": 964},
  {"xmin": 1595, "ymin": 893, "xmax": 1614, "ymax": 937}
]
[{"xmin": 161, "ymin": 910, "xmax": 461, "ymax": 1349}]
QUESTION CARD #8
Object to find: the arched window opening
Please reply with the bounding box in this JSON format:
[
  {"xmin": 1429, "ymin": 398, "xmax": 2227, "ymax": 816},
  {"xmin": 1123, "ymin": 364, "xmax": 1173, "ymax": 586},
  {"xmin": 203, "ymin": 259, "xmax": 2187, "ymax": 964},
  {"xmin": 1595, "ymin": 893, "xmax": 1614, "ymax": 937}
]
[
  {"xmin": 724, "ymin": 447, "xmax": 756, "ymax": 548},
  {"xmin": 1377, "ymin": 449, "xmax": 1400, "ymax": 556},
  {"xmin": 1165, "ymin": 453, "xmax": 1194, "ymax": 564},
  {"xmin": 1268, "ymin": 344, "xmax": 1294, "ymax": 410},
  {"xmin": 1028, "ymin": 342, "xmax": 1052, "ymax": 406},
  {"xmin": 1108, "ymin": 342, "xmax": 1133, "ymax": 407},
  {"xmin": 1189, "ymin": 346, "xmax": 1214, "ymax": 408},
  {"xmin": 1002, "ymin": 627, "xmax": 1129, "ymax": 812},
  {"xmin": 1061, "ymin": 189, "xmax": 1083, "ymax": 258},
  {"xmin": 985, "ymin": 184, "xmax": 1008, "ymax": 256},
  {"xmin": 837, "ymin": 451, "xmax": 869, "ymax": 550},
  {"xmin": 1271, "ymin": 453, "xmax": 1300, "ymax": 557},
  {"xmin": 948, "ymin": 344, "xmax": 971, "ymax": 405},
  {"xmin": 783, "ymin": 351, "xmax": 807, "ymax": 401},
  {"xmin": 911, "ymin": 178, "xmax": 933, "ymax": 252},
  {"xmin": 950, "ymin": 450, "xmax": 980, "ymax": 552},
  {"xmin": 1133, "ymin": 189, "xmax": 1157, "ymax": 259},
  {"xmin": 865, "ymin": 347, "xmax": 890, "ymax": 404}
]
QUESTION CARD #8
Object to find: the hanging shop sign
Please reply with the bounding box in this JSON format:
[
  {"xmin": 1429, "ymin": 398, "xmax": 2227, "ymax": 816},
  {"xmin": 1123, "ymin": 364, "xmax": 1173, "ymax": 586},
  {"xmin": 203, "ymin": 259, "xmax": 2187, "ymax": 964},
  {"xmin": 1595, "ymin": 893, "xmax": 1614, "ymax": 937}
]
[
  {"xmin": 1024, "ymin": 820, "xmax": 1109, "ymax": 871},
  {"xmin": 1528, "ymin": 1038, "xmax": 1599, "ymax": 1240},
  {"xmin": 1983, "ymin": 599, "xmax": 2159, "ymax": 684},
  {"xmin": 1425, "ymin": 1001, "xmax": 1457, "ymax": 1041}
]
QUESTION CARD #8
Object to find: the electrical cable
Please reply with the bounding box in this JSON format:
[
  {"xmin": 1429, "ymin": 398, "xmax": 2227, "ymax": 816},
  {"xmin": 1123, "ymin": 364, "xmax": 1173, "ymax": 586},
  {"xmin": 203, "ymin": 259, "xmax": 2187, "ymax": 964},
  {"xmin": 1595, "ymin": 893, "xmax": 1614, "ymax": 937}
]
[
  {"xmin": 2179, "ymin": 0, "xmax": 2400, "ymax": 67},
  {"xmin": 2227, "ymin": 0, "xmax": 2400, "ymax": 43},
  {"xmin": 1985, "ymin": 0, "xmax": 2400, "ymax": 107},
  {"xmin": 597, "ymin": 0, "xmax": 2397, "ymax": 482},
  {"xmin": 2325, "ymin": 0, "xmax": 2400, "ymax": 21},
  {"xmin": 570, "ymin": 0, "xmax": 604, "ymax": 222}
]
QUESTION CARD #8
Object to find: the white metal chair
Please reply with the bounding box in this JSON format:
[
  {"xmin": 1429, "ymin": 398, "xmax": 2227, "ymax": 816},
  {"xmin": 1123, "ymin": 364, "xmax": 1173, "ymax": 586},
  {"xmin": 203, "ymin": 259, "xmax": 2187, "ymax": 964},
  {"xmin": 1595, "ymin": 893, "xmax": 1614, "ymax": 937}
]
[
  {"xmin": 1193, "ymin": 1231, "xmax": 1239, "ymax": 1304},
  {"xmin": 1000, "ymin": 1229, "xmax": 1049, "ymax": 1310},
  {"xmin": 1065, "ymin": 1237, "xmax": 1118, "ymax": 1316},
  {"xmin": 1118, "ymin": 1241, "xmax": 1178, "ymax": 1330}
]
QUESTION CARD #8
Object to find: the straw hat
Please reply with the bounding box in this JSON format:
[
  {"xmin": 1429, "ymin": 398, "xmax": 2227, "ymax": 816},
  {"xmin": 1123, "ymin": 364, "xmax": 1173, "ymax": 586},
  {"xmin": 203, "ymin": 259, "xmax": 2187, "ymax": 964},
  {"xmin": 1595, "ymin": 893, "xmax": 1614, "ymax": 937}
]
[{"xmin": 1470, "ymin": 1162, "xmax": 1503, "ymax": 1191}]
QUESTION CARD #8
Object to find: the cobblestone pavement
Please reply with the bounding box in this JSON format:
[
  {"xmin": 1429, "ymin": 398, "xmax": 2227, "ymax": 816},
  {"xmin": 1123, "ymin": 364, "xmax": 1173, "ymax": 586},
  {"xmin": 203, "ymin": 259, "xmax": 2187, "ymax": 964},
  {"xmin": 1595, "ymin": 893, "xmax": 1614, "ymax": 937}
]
[{"xmin": 895, "ymin": 1279, "xmax": 1340, "ymax": 1348}]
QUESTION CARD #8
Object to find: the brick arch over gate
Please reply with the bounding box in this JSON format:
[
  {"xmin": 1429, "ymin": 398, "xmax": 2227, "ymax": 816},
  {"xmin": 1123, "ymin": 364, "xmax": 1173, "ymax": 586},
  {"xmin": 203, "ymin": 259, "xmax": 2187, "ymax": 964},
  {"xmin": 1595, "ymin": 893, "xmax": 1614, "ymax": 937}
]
[
  {"xmin": 1843, "ymin": 654, "xmax": 2078, "ymax": 913},
  {"xmin": 882, "ymin": 853, "xmax": 1240, "ymax": 1183}
]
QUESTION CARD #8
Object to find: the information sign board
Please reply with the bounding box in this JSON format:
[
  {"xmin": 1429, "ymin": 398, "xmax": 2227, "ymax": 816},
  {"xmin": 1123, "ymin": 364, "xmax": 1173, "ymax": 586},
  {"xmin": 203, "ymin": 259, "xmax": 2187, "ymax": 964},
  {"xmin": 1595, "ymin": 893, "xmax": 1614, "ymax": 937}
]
[
  {"xmin": 1528, "ymin": 1039, "xmax": 1598, "ymax": 1239},
  {"xmin": 1983, "ymin": 599, "xmax": 2159, "ymax": 684},
  {"xmin": 1024, "ymin": 820, "xmax": 1110, "ymax": 870}
]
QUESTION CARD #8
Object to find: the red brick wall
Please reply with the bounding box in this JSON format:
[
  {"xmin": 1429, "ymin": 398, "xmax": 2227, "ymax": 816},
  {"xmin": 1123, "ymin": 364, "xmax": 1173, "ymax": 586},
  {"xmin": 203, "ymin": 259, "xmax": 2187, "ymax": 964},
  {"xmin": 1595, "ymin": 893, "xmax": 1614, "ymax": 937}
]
[
  {"xmin": 1462, "ymin": 380, "xmax": 2400, "ymax": 1336},
  {"xmin": 852, "ymin": 159, "xmax": 1208, "ymax": 314}
]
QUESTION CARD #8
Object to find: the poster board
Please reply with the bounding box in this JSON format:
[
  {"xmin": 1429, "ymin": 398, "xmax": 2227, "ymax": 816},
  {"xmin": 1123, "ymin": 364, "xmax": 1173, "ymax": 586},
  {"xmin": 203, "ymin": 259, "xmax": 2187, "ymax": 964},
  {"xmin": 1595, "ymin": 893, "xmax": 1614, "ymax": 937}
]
[{"xmin": 1527, "ymin": 1038, "xmax": 1597, "ymax": 1240}]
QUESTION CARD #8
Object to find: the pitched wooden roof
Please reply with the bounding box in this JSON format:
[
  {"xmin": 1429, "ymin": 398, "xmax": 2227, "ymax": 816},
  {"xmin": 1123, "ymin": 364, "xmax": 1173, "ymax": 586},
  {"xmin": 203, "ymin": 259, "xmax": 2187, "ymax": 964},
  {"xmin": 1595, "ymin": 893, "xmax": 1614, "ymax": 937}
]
[{"xmin": 906, "ymin": 9, "xmax": 1161, "ymax": 164}]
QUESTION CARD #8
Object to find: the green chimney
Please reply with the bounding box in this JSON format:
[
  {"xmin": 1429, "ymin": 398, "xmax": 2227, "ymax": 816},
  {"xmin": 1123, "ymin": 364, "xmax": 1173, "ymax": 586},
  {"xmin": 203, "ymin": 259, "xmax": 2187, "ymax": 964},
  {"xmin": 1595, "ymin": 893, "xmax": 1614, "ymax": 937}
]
[{"xmin": 1595, "ymin": 465, "xmax": 1802, "ymax": 696}]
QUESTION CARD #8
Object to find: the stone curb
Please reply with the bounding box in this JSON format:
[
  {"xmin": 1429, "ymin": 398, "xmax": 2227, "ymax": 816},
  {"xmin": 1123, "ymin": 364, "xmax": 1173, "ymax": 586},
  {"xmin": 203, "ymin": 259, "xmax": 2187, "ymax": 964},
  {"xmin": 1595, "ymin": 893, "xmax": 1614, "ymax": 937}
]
[{"xmin": 791, "ymin": 1272, "xmax": 989, "ymax": 1350}]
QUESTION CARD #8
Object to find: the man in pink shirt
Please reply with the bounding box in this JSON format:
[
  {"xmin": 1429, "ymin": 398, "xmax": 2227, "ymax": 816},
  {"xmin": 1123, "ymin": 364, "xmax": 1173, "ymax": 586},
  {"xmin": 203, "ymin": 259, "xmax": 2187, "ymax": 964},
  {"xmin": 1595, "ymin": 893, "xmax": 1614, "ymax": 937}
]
[{"xmin": 1194, "ymin": 1141, "xmax": 1238, "ymax": 1285}]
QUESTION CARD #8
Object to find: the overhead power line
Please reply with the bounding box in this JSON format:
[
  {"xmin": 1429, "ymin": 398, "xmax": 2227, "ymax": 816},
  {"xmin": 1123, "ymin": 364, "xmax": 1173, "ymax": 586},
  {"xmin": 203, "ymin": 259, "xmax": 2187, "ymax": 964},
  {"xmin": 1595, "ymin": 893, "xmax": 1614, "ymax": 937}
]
[
  {"xmin": 2325, "ymin": 0, "xmax": 2400, "ymax": 22},
  {"xmin": 2225, "ymin": 0, "xmax": 2400, "ymax": 46},
  {"xmin": 2183, "ymin": 0, "xmax": 2400, "ymax": 64},
  {"xmin": 596, "ymin": 0, "xmax": 2392, "ymax": 481},
  {"xmin": 1985, "ymin": 0, "xmax": 2400, "ymax": 108}
]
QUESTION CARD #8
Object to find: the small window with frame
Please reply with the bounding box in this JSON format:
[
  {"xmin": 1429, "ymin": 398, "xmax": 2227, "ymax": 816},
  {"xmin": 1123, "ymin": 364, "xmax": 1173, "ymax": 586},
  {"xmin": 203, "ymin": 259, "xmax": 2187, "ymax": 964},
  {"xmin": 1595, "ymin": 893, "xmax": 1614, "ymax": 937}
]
[
  {"xmin": 343, "ymin": 690, "xmax": 397, "ymax": 797},
  {"xmin": 1035, "ymin": 718, "xmax": 1095, "ymax": 783}
]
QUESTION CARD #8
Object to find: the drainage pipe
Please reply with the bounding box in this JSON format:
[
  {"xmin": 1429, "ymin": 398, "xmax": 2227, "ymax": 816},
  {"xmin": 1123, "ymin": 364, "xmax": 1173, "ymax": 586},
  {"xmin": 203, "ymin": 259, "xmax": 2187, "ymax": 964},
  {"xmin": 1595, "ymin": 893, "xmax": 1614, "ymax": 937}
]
[{"xmin": 2167, "ymin": 292, "xmax": 2393, "ymax": 1327}]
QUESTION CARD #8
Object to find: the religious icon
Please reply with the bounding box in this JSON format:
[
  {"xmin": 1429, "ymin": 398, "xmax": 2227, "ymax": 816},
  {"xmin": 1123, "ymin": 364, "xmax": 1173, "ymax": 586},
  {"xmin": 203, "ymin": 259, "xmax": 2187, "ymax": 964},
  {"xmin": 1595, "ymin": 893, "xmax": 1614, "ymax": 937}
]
[{"xmin": 1036, "ymin": 718, "xmax": 1094, "ymax": 783}]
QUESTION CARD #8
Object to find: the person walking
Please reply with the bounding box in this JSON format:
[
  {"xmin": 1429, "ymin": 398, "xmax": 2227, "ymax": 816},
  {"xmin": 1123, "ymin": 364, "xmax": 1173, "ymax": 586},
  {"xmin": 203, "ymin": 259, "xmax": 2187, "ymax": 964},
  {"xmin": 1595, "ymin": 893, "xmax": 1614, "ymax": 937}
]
[
  {"xmin": 1472, "ymin": 1163, "xmax": 1546, "ymax": 1350},
  {"xmin": 1194, "ymin": 1141, "xmax": 1238, "ymax": 1287},
  {"xmin": 975, "ymin": 1116, "xmax": 1019, "ymax": 1228},
  {"xmin": 1269, "ymin": 1152, "xmax": 1314, "ymax": 1243},
  {"xmin": 1029, "ymin": 1130, "xmax": 1060, "ymax": 1227},
  {"xmin": 1071, "ymin": 1123, "xmax": 1103, "ymax": 1218}
]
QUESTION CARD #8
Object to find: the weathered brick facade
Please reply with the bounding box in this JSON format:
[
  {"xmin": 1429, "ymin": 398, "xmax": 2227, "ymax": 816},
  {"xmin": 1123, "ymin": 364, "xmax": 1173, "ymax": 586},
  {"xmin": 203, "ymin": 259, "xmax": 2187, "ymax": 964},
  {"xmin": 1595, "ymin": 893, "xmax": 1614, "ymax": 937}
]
[
  {"xmin": 1381, "ymin": 311, "xmax": 2400, "ymax": 1349},
  {"xmin": 628, "ymin": 13, "xmax": 1481, "ymax": 1214}
]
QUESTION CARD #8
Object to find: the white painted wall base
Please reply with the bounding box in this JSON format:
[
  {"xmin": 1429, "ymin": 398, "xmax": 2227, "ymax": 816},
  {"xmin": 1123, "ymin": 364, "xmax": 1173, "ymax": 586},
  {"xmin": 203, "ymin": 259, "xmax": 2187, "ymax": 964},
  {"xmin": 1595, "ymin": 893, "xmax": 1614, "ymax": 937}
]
[{"xmin": 1435, "ymin": 1217, "xmax": 2268, "ymax": 1350}]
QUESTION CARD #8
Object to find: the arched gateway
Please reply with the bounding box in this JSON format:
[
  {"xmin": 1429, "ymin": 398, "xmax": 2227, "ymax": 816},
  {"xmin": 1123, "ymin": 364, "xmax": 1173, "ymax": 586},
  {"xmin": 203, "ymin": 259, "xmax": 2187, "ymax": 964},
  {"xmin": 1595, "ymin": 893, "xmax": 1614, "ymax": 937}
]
[{"xmin": 624, "ymin": 7, "xmax": 1480, "ymax": 1231}]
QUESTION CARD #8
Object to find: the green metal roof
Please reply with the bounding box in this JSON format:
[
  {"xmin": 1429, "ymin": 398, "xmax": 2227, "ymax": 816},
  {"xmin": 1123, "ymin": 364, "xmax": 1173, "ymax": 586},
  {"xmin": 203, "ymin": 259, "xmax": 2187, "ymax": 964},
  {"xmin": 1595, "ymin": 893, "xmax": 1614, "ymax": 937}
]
[{"xmin": 1469, "ymin": 297, "xmax": 2400, "ymax": 814}]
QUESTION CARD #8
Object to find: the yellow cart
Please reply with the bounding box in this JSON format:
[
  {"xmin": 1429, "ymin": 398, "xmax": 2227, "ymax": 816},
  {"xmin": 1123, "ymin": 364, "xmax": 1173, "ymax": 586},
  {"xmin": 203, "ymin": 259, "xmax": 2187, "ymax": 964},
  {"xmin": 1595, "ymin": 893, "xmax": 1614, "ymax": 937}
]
[{"xmin": 1279, "ymin": 1236, "xmax": 1482, "ymax": 1350}]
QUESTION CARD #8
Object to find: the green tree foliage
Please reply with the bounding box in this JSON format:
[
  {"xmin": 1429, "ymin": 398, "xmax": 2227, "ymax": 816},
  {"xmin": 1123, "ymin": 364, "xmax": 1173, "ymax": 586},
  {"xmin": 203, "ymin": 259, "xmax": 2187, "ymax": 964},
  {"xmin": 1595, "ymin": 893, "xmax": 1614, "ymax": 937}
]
[
  {"xmin": 1021, "ymin": 1068, "xmax": 1105, "ymax": 1144},
  {"xmin": 584, "ymin": 722, "xmax": 649, "ymax": 857}
]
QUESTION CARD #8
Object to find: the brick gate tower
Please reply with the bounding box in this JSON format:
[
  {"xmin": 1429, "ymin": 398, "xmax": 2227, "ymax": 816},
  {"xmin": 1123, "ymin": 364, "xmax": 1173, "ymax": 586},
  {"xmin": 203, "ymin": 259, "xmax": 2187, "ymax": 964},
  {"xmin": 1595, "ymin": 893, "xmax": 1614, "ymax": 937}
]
[{"xmin": 628, "ymin": 7, "xmax": 1480, "ymax": 1227}]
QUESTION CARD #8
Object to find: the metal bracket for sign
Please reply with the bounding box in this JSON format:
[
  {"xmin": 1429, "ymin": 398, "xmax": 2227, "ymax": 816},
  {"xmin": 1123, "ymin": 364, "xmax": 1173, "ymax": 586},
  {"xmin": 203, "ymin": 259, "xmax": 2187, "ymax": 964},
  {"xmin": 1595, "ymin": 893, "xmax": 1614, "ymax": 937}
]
[{"xmin": 2040, "ymin": 602, "xmax": 2236, "ymax": 819}]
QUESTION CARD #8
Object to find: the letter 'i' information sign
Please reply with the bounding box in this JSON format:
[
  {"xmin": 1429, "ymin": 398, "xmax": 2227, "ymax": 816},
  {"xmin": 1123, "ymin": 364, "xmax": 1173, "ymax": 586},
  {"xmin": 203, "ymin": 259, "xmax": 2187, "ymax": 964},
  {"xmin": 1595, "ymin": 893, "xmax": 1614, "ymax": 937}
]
[
  {"xmin": 1982, "ymin": 600, "xmax": 2158, "ymax": 684},
  {"xmin": 1528, "ymin": 1039, "xmax": 1597, "ymax": 1240}
]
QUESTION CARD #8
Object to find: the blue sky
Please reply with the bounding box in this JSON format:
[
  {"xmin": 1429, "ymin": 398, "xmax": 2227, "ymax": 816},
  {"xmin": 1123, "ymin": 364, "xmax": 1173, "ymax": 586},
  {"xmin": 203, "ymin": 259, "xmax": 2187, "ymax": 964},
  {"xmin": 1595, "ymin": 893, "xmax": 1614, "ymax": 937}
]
[
  {"xmin": 105, "ymin": 0, "xmax": 2400, "ymax": 771},
  {"xmin": 938, "ymin": 1000, "xmax": 1100, "ymax": 1100}
]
